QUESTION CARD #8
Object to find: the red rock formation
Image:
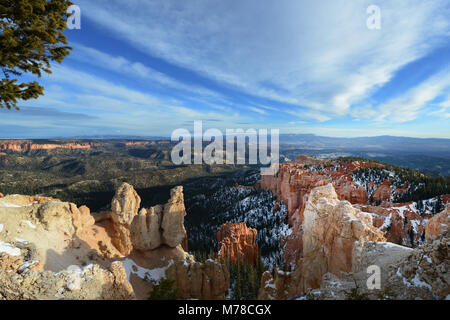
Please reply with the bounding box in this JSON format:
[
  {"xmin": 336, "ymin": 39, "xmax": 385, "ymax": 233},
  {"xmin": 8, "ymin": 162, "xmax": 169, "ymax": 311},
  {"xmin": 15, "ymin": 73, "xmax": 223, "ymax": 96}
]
[
  {"xmin": 425, "ymin": 205, "xmax": 449, "ymax": 240},
  {"xmin": 259, "ymin": 160, "xmax": 371, "ymax": 221},
  {"xmin": 356, "ymin": 203, "xmax": 425, "ymax": 246},
  {"xmin": 217, "ymin": 222, "xmax": 259, "ymax": 265},
  {"xmin": 371, "ymin": 180, "xmax": 392, "ymax": 204},
  {"xmin": 258, "ymin": 184, "xmax": 386, "ymax": 299},
  {"xmin": 259, "ymin": 155, "xmax": 418, "ymax": 263},
  {"xmin": 166, "ymin": 259, "xmax": 230, "ymax": 300}
]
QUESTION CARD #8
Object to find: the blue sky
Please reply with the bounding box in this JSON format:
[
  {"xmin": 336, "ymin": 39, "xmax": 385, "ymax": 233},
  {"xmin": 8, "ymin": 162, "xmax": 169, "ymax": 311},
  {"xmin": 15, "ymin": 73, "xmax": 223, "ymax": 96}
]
[{"xmin": 2, "ymin": 0, "xmax": 450, "ymax": 138}]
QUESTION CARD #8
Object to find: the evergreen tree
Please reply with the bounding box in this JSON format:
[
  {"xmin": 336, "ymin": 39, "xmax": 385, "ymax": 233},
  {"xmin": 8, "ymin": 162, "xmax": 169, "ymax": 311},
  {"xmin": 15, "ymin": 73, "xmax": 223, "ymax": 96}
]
[
  {"xmin": 1, "ymin": 0, "xmax": 73, "ymax": 110},
  {"xmin": 148, "ymin": 279, "xmax": 179, "ymax": 300}
]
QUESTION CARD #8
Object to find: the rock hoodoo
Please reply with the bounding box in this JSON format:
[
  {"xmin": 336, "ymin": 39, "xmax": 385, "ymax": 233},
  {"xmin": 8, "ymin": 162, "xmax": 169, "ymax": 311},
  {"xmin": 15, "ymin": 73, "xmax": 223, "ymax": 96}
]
[
  {"xmin": 110, "ymin": 183, "xmax": 141, "ymax": 256},
  {"xmin": 161, "ymin": 186, "xmax": 187, "ymax": 248},
  {"xmin": 217, "ymin": 222, "xmax": 259, "ymax": 265}
]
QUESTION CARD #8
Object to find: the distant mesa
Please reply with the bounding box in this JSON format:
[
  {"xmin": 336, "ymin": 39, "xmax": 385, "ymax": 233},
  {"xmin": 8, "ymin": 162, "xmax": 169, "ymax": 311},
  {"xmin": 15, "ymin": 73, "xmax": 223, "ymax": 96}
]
[
  {"xmin": 124, "ymin": 140, "xmax": 171, "ymax": 147},
  {"xmin": 0, "ymin": 140, "xmax": 95, "ymax": 152}
]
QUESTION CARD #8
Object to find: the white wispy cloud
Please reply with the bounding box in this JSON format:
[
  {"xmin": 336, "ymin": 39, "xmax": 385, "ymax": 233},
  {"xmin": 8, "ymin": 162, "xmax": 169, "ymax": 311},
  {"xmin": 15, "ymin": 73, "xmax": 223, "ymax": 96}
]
[
  {"xmin": 375, "ymin": 68, "xmax": 450, "ymax": 122},
  {"xmin": 76, "ymin": 0, "xmax": 450, "ymax": 121},
  {"xmin": 70, "ymin": 43, "xmax": 225, "ymax": 101}
]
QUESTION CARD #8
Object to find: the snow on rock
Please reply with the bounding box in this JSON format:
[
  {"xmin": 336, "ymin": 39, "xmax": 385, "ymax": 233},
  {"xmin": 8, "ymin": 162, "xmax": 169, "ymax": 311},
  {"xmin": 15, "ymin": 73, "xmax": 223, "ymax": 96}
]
[
  {"xmin": 0, "ymin": 241, "xmax": 21, "ymax": 256},
  {"xmin": 21, "ymin": 220, "xmax": 36, "ymax": 229},
  {"xmin": 0, "ymin": 203, "xmax": 21, "ymax": 208}
]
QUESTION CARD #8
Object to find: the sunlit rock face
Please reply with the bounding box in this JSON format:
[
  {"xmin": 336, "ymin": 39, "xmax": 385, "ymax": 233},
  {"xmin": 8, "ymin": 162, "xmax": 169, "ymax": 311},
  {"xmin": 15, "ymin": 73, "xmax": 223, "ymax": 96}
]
[{"xmin": 217, "ymin": 222, "xmax": 259, "ymax": 265}]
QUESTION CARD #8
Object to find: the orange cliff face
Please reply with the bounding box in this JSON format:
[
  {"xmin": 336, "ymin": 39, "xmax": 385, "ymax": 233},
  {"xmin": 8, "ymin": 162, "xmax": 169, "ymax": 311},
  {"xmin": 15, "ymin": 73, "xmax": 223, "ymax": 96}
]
[
  {"xmin": 257, "ymin": 155, "xmax": 449, "ymax": 264},
  {"xmin": 217, "ymin": 222, "xmax": 259, "ymax": 265},
  {"xmin": 0, "ymin": 140, "xmax": 95, "ymax": 152},
  {"xmin": 259, "ymin": 157, "xmax": 374, "ymax": 222}
]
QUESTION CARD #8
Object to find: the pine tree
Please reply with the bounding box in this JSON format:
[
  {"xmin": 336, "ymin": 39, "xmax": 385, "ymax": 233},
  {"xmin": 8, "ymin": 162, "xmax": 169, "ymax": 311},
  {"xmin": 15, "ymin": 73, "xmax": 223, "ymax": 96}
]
[
  {"xmin": 1, "ymin": 0, "xmax": 73, "ymax": 110},
  {"xmin": 148, "ymin": 279, "xmax": 179, "ymax": 300}
]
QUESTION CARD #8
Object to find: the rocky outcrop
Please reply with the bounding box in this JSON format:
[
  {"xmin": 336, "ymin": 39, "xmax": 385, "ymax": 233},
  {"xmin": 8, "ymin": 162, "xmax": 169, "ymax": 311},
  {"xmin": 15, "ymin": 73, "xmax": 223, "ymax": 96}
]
[
  {"xmin": 259, "ymin": 158, "xmax": 375, "ymax": 220},
  {"xmin": 425, "ymin": 205, "xmax": 449, "ymax": 240},
  {"xmin": 304, "ymin": 233, "xmax": 449, "ymax": 300},
  {"xmin": 0, "ymin": 253, "xmax": 135, "ymax": 300},
  {"xmin": 258, "ymin": 269, "xmax": 295, "ymax": 300},
  {"xmin": 259, "ymin": 184, "xmax": 385, "ymax": 299},
  {"xmin": 217, "ymin": 222, "xmax": 259, "ymax": 265},
  {"xmin": 111, "ymin": 183, "xmax": 141, "ymax": 226},
  {"xmin": 166, "ymin": 259, "xmax": 230, "ymax": 300},
  {"xmin": 357, "ymin": 203, "xmax": 426, "ymax": 246},
  {"xmin": 0, "ymin": 195, "xmax": 135, "ymax": 300},
  {"xmin": 0, "ymin": 184, "xmax": 230, "ymax": 300},
  {"xmin": 300, "ymin": 184, "xmax": 385, "ymax": 290},
  {"xmin": 110, "ymin": 183, "xmax": 141, "ymax": 256},
  {"xmin": 258, "ymin": 156, "xmax": 446, "ymax": 263}
]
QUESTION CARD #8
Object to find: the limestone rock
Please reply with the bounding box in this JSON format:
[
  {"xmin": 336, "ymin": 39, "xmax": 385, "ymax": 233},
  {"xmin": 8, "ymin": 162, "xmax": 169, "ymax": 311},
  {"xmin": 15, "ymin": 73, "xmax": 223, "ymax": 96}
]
[
  {"xmin": 300, "ymin": 184, "xmax": 385, "ymax": 290},
  {"xmin": 166, "ymin": 259, "xmax": 230, "ymax": 300},
  {"xmin": 71, "ymin": 204, "xmax": 95, "ymax": 233},
  {"xmin": 109, "ymin": 261, "xmax": 136, "ymax": 300},
  {"xmin": 258, "ymin": 269, "xmax": 296, "ymax": 300},
  {"xmin": 0, "ymin": 140, "xmax": 93, "ymax": 153},
  {"xmin": 303, "ymin": 233, "xmax": 449, "ymax": 300},
  {"xmin": 161, "ymin": 186, "xmax": 187, "ymax": 248},
  {"xmin": 110, "ymin": 183, "xmax": 141, "ymax": 255},
  {"xmin": 111, "ymin": 223, "xmax": 133, "ymax": 256},
  {"xmin": 0, "ymin": 258, "xmax": 135, "ymax": 300},
  {"xmin": 37, "ymin": 202, "xmax": 76, "ymax": 237},
  {"xmin": 130, "ymin": 206, "xmax": 163, "ymax": 251},
  {"xmin": 111, "ymin": 183, "xmax": 141, "ymax": 226},
  {"xmin": 258, "ymin": 184, "xmax": 386, "ymax": 299},
  {"xmin": 217, "ymin": 222, "xmax": 259, "ymax": 265},
  {"xmin": 357, "ymin": 203, "xmax": 426, "ymax": 246}
]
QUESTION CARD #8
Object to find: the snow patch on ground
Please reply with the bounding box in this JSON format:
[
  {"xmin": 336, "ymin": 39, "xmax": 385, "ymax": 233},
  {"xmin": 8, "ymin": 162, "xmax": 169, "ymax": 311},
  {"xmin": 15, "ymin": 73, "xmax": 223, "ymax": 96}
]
[
  {"xmin": 0, "ymin": 224, "xmax": 3, "ymax": 233},
  {"xmin": 121, "ymin": 258, "xmax": 174, "ymax": 284}
]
